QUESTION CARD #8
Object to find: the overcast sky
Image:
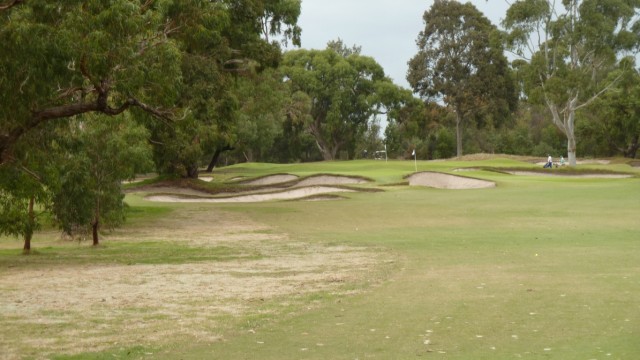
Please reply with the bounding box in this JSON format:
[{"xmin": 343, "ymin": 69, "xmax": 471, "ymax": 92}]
[{"xmin": 288, "ymin": 0, "xmax": 511, "ymax": 90}]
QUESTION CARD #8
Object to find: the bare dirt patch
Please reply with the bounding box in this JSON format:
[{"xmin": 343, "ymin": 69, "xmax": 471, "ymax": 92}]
[
  {"xmin": 0, "ymin": 206, "xmax": 389, "ymax": 359},
  {"xmin": 407, "ymin": 171, "xmax": 496, "ymax": 189}
]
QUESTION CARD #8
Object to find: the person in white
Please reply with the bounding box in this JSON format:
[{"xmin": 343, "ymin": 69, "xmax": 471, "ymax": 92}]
[{"xmin": 543, "ymin": 154, "xmax": 553, "ymax": 168}]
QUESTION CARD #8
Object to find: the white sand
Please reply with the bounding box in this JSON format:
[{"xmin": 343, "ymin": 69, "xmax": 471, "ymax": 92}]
[
  {"xmin": 507, "ymin": 171, "xmax": 631, "ymax": 178},
  {"xmin": 241, "ymin": 174, "xmax": 298, "ymax": 185},
  {"xmin": 294, "ymin": 175, "xmax": 368, "ymax": 187},
  {"xmin": 146, "ymin": 186, "xmax": 354, "ymax": 203},
  {"xmin": 407, "ymin": 172, "xmax": 495, "ymax": 189}
]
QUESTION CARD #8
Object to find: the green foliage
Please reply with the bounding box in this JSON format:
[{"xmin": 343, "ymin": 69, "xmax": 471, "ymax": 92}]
[
  {"xmin": 581, "ymin": 63, "xmax": 640, "ymax": 158},
  {"xmin": 49, "ymin": 115, "xmax": 153, "ymax": 241},
  {"xmin": 503, "ymin": 0, "xmax": 640, "ymax": 164},
  {"xmin": 281, "ymin": 44, "xmax": 406, "ymax": 160},
  {"xmin": 433, "ymin": 127, "xmax": 456, "ymax": 159},
  {"xmin": 0, "ymin": 173, "xmax": 41, "ymax": 239},
  {"xmin": 408, "ymin": 0, "xmax": 517, "ymax": 157},
  {"xmin": 232, "ymin": 69, "xmax": 288, "ymax": 162}
]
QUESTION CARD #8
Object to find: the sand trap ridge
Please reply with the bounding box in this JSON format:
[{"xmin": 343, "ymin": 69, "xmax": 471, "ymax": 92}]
[
  {"xmin": 240, "ymin": 174, "xmax": 299, "ymax": 185},
  {"xmin": 144, "ymin": 174, "xmax": 370, "ymax": 203},
  {"xmin": 146, "ymin": 186, "xmax": 354, "ymax": 203}
]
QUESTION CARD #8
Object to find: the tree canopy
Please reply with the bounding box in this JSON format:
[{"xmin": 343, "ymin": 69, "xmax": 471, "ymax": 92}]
[
  {"xmin": 503, "ymin": 0, "xmax": 640, "ymax": 165},
  {"xmin": 407, "ymin": 0, "xmax": 517, "ymax": 157},
  {"xmin": 0, "ymin": 0, "xmax": 302, "ymax": 251},
  {"xmin": 281, "ymin": 42, "xmax": 408, "ymax": 160}
]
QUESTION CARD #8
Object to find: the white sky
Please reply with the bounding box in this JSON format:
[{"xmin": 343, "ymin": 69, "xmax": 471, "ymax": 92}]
[{"xmin": 289, "ymin": 0, "xmax": 511, "ymax": 90}]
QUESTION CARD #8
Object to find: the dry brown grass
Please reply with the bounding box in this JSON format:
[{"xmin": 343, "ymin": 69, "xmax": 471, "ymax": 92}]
[{"xmin": 0, "ymin": 205, "xmax": 390, "ymax": 359}]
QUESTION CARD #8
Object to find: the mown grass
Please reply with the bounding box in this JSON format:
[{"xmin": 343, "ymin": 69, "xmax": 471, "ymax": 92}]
[
  {"xmin": 172, "ymin": 160, "xmax": 640, "ymax": 359},
  {"xmin": 2, "ymin": 157, "xmax": 639, "ymax": 359}
]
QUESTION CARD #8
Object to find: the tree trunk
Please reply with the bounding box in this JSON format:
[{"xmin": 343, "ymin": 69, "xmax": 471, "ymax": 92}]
[
  {"xmin": 22, "ymin": 196, "xmax": 34, "ymax": 254},
  {"xmin": 567, "ymin": 136, "xmax": 577, "ymax": 167},
  {"xmin": 624, "ymin": 135, "xmax": 639, "ymax": 158},
  {"xmin": 455, "ymin": 111, "xmax": 463, "ymax": 157},
  {"xmin": 92, "ymin": 198, "xmax": 100, "ymax": 246},
  {"xmin": 205, "ymin": 145, "xmax": 234, "ymax": 172},
  {"xmin": 566, "ymin": 98, "xmax": 578, "ymax": 167},
  {"xmin": 314, "ymin": 137, "xmax": 333, "ymax": 160},
  {"xmin": 186, "ymin": 163, "xmax": 199, "ymax": 179},
  {"xmin": 546, "ymin": 98, "xmax": 578, "ymax": 166},
  {"xmin": 92, "ymin": 219, "xmax": 99, "ymax": 246}
]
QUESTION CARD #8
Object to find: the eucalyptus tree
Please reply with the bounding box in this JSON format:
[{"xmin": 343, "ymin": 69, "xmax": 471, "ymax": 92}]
[
  {"xmin": 147, "ymin": 0, "xmax": 301, "ymax": 177},
  {"xmin": 503, "ymin": 0, "xmax": 640, "ymax": 165},
  {"xmin": 0, "ymin": 146, "xmax": 49, "ymax": 253},
  {"xmin": 0, "ymin": 0, "xmax": 302, "ymax": 249},
  {"xmin": 232, "ymin": 68, "xmax": 290, "ymax": 162},
  {"xmin": 0, "ymin": 0, "xmax": 301, "ymax": 172},
  {"xmin": 586, "ymin": 60, "xmax": 640, "ymax": 158},
  {"xmin": 0, "ymin": 0, "xmax": 180, "ymax": 167},
  {"xmin": 407, "ymin": 0, "xmax": 517, "ymax": 157},
  {"xmin": 49, "ymin": 115, "xmax": 153, "ymax": 246},
  {"xmin": 281, "ymin": 43, "xmax": 405, "ymax": 160}
]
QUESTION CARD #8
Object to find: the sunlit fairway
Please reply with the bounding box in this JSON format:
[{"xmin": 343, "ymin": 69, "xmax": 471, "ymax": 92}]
[{"xmin": 1, "ymin": 158, "xmax": 639, "ymax": 359}]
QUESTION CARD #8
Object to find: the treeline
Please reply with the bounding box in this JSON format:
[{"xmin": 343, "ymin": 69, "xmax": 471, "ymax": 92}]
[{"xmin": 1, "ymin": 0, "xmax": 639, "ymax": 251}]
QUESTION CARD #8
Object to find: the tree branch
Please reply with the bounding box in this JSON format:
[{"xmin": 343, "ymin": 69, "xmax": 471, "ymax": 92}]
[
  {"xmin": 0, "ymin": 0, "xmax": 23, "ymax": 11},
  {"xmin": 1, "ymin": 94, "xmax": 173, "ymax": 165},
  {"xmin": 573, "ymin": 73, "xmax": 623, "ymax": 112}
]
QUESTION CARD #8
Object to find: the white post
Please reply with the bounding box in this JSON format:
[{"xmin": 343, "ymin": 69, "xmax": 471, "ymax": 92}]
[{"xmin": 412, "ymin": 149, "xmax": 417, "ymax": 172}]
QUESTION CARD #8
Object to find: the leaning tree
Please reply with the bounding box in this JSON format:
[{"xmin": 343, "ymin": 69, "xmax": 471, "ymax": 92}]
[{"xmin": 503, "ymin": 0, "xmax": 640, "ymax": 166}]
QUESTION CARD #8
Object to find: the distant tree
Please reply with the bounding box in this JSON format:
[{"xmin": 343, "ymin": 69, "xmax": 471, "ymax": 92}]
[
  {"xmin": 503, "ymin": 0, "xmax": 640, "ymax": 165},
  {"xmin": 385, "ymin": 98, "xmax": 452, "ymax": 160},
  {"xmin": 587, "ymin": 61, "xmax": 640, "ymax": 158},
  {"xmin": 326, "ymin": 38, "xmax": 362, "ymax": 57},
  {"xmin": 282, "ymin": 43, "xmax": 406, "ymax": 160},
  {"xmin": 271, "ymin": 90, "xmax": 320, "ymax": 162},
  {"xmin": 232, "ymin": 69, "xmax": 289, "ymax": 162},
  {"xmin": 408, "ymin": 0, "xmax": 517, "ymax": 157}
]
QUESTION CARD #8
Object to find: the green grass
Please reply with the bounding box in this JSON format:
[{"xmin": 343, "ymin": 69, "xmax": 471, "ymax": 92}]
[
  {"xmin": 176, "ymin": 160, "xmax": 640, "ymax": 359},
  {"xmin": 0, "ymin": 241, "xmax": 258, "ymax": 269},
  {"xmin": 2, "ymin": 158, "xmax": 639, "ymax": 359}
]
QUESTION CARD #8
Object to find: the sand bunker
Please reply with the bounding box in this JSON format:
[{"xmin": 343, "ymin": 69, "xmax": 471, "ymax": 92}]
[
  {"xmin": 507, "ymin": 171, "xmax": 632, "ymax": 178},
  {"xmin": 142, "ymin": 174, "xmax": 369, "ymax": 203},
  {"xmin": 146, "ymin": 186, "xmax": 355, "ymax": 203},
  {"xmin": 294, "ymin": 175, "xmax": 368, "ymax": 187},
  {"xmin": 240, "ymin": 174, "xmax": 299, "ymax": 185},
  {"xmin": 407, "ymin": 172, "xmax": 495, "ymax": 189}
]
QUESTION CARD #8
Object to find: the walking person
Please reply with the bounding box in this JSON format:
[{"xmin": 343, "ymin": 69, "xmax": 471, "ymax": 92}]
[{"xmin": 543, "ymin": 154, "xmax": 553, "ymax": 168}]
